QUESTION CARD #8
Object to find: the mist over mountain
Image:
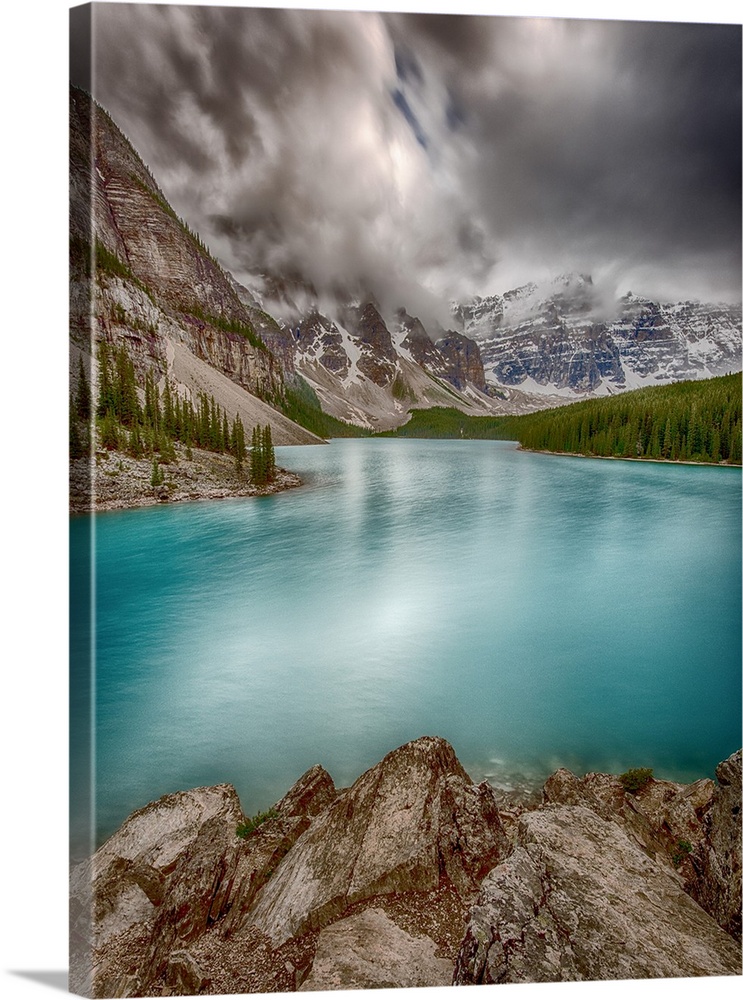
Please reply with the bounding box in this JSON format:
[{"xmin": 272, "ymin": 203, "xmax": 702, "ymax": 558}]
[
  {"xmin": 71, "ymin": 75, "xmax": 741, "ymax": 440},
  {"xmin": 73, "ymin": 6, "xmax": 742, "ymax": 316},
  {"xmin": 453, "ymin": 274, "xmax": 742, "ymax": 397}
]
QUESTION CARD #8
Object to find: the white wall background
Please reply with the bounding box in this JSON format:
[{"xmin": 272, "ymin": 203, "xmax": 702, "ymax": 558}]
[{"xmin": 1, "ymin": 2, "xmax": 739, "ymax": 999}]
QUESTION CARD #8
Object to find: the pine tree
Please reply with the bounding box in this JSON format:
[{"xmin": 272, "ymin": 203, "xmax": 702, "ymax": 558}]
[
  {"xmin": 158, "ymin": 430, "xmax": 177, "ymax": 463},
  {"xmin": 99, "ymin": 409, "xmax": 119, "ymax": 450},
  {"xmin": 96, "ymin": 341, "xmax": 115, "ymax": 418},
  {"xmin": 222, "ymin": 410, "xmax": 231, "ymax": 454},
  {"xmin": 163, "ymin": 380, "xmax": 176, "ymax": 438},
  {"xmin": 199, "ymin": 394, "xmax": 210, "ymax": 448},
  {"xmin": 709, "ymin": 428, "xmax": 721, "ymax": 464},
  {"xmin": 649, "ymin": 425, "xmax": 661, "ymax": 459},
  {"xmin": 209, "ymin": 397, "xmax": 220, "ymax": 450},
  {"xmin": 150, "ymin": 456, "xmax": 163, "ymax": 488},
  {"xmin": 263, "ymin": 424, "xmax": 276, "ymax": 481},
  {"xmin": 173, "ymin": 393, "xmax": 183, "ymax": 441},
  {"xmin": 144, "ymin": 370, "xmax": 162, "ymax": 430},
  {"xmin": 128, "ymin": 421, "xmax": 144, "ymax": 458},
  {"xmin": 661, "ymin": 418, "xmax": 672, "ymax": 459},
  {"xmin": 115, "ymin": 344, "xmax": 140, "ymax": 427},
  {"xmin": 250, "ymin": 425, "xmax": 263, "ymax": 483},
  {"xmin": 75, "ymin": 355, "xmax": 92, "ymax": 423},
  {"xmin": 232, "ymin": 414, "xmax": 246, "ymax": 474}
]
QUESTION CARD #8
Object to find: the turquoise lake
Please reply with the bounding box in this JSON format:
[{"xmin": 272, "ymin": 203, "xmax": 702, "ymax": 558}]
[{"xmin": 70, "ymin": 439, "xmax": 741, "ymax": 860}]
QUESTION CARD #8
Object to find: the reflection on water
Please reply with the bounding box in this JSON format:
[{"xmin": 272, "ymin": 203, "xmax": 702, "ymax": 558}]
[{"xmin": 70, "ymin": 440, "xmax": 741, "ymax": 860}]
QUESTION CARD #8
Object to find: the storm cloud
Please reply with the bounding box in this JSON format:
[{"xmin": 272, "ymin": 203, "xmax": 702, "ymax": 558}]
[{"xmin": 78, "ymin": 4, "xmax": 742, "ymax": 312}]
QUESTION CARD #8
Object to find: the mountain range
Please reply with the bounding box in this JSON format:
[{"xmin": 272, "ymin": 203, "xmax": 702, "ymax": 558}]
[
  {"xmin": 70, "ymin": 86, "xmax": 742, "ymax": 438},
  {"xmin": 455, "ymin": 273, "xmax": 741, "ymax": 397}
]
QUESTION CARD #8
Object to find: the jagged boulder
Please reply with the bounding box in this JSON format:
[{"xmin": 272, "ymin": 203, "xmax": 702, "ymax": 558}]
[
  {"xmin": 686, "ymin": 750, "xmax": 742, "ymax": 940},
  {"xmin": 273, "ymin": 762, "xmax": 337, "ymax": 818},
  {"xmin": 542, "ymin": 766, "xmax": 715, "ymax": 870},
  {"xmin": 144, "ymin": 764, "xmax": 338, "ymax": 986},
  {"xmin": 71, "ymin": 766, "xmax": 336, "ymax": 997},
  {"xmin": 216, "ymin": 765, "xmax": 337, "ymax": 939},
  {"xmin": 298, "ymin": 908, "xmax": 453, "ymax": 991},
  {"xmin": 69, "ymin": 784, "xmax": 243, "ymax": 997},
  {"xmin": 454, "ymin": 804, "xmax": 741, "ymax": 984},
  {"xmin": 249, "ymin": 736, "xmax": 509, "ymax": 946},
  {"xmin": 164, "ymin": 949, "xmax": 209, "ymax": 994}
]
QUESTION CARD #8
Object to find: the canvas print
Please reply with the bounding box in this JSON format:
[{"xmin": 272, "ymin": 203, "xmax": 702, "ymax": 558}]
[{"xmin": 69, "ymin": 2, "xmax": 742, "ymax": 997}]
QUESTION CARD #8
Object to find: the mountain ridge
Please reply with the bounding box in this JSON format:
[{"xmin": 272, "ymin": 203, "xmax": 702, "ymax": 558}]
[
  {"xmin": 454, "ymin": 274, "xmax": 741, "ymax": 398},
  {"xmin": 71, "ymin": 85, "xmax": 742, "ymax": 442},
  {"xmin": 69, "ymin": 85, "xmax": 320, "ymax": 450}
]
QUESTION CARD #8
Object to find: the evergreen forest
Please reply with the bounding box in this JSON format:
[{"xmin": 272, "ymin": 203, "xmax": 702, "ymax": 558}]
[
  {"xmin": 278, "ymin": 375, "xmax": 371, "ymax": 439},
  {"xmin": 70, "ymin": 341, "xmax": 277, "ymax": 485},
  {"xmin": 71, "ymin": 340, "xmax": 741, "ymax": 475},
  {"xmin": 387, "ymin": 373, "xmax": 742, "ymax": 465}
]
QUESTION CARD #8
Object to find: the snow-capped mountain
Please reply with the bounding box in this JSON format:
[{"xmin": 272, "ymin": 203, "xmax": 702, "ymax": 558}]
[
  {"xmin": 238, "ymin": 269, "xmax": 741, "ymax": 428},
  {"xmin": 240, "ymin": 281, "xmax": 513, "ymax": 430},
  {"xmin": 454, "ymin": 274, "xmax": 742, "ymax": 398},
  {"xmin": 72, "ymin": 86, "xmax": 741, "ymax": 441}
]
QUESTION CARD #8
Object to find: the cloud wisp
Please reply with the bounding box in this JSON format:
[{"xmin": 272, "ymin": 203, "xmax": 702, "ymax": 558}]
[{"xmin": 81, "ymin": 6, "xmax": 742, "ymax": 311}]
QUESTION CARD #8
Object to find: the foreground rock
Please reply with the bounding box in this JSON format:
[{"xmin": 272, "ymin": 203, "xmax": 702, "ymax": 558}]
[
  {"xmin": 69, "ymin": 785, "xmax": 244, "ymax": 996},
  {"xmin": 686, "ymin": 749, "xmax": 742, "ymax": 940},
  {"xmin": 298, "ymin": 908, "xmax": 452, "ymax": 991},
  {"xmin": 249, "ymin": 735, "xmax": 509, "ymax": 947},
  {"xmin": 71, "ymin": 738, "xmax": 506, "ymax": 996},
  {"xmin": 454, "ymin": 804, "xmax": 741, "ymax": 984},
  {"xmin": 542, "ymin": 766, "xmax": 716, "ymax": 870},
  {"xmin": 71, "ymin": 742, "xmax": 742, "ymax": 996}
]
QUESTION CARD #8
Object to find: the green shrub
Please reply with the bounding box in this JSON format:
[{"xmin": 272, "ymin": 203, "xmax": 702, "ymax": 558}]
[
  {"xmin": 236, "ymin": 807, "xmax": 279, "ymax": 839},
  {"xmin": 672, "ymin": 839, "xmax": 693, "ymax": 866},
  {"xmin": 619, "ymin": 767, "xmax": 654, "ymax": 794}
]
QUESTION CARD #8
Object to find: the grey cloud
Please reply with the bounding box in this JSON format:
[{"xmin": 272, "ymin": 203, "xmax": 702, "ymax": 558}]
[
  {"xmin": 450, "ymin": 18, "xmax": 741, "ymax": 300},
  {"xmin": 84, "ymin": 6, "xmax": 741, "ymax": 308}
]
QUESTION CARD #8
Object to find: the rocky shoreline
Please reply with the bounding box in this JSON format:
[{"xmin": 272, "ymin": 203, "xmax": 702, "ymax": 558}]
[
  {"xmin": 69, "ymin": 445, "xmax": 302, "ymax": 513},
  {"xmin": 70, "ymin": 737, "xmax": 742, "ymax": 997}
]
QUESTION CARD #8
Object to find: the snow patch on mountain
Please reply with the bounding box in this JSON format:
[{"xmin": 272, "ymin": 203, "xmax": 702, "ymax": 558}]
[
  {"xmin": 456, "ymin": 274, "xmax": 741, "ymax": 398},
  {"xmin": 335, "ymin": 321, "xmax": 364, "ymax": 388}
]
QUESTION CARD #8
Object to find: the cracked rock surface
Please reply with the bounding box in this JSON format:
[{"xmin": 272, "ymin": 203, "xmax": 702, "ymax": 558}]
[
  {"xmin": 249, "ymin": 736, "xmax": 509, "ymax": 946},
  {"xmin": 297, "ymin": 908, "xmax": 453, "ymax": 991},
  {"xmin": 453, "ymin": 804, "xmax": 741, "ymax": 984},
  {"xmin": 71, "ymin": 742, "xmax": 742, "ymax": 995},
  {"xmin": 685, "ymin": 749, "xmax": 742, "ymax": 941}
]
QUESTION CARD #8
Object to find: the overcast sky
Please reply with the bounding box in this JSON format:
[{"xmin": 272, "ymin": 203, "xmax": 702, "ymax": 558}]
[{"xmin": 75, "ymin": 3, "xmax": 741, "ymax": 316}]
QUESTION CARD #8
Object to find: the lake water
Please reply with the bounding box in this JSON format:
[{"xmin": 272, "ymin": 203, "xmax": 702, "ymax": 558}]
[{"xmin": 70, "ymin": 439, "xmax": 741, "ymax": 860}]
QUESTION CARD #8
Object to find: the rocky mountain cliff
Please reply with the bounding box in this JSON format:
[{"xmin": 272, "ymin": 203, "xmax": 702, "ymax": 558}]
[
  {"xmin": 454, "ymin": 273, "xmax": 742, "ymax": 398},
  {"xmin": 72, "ymin": 88, "xmax": 740, "ymax": 439},
  {"xmin": 69, "ymin": 86, "xmax": 319, "ymax": 446},
  {"xmin": 70, "ymin": 738, "xmax": 741, "ymax": 996},
  {"xmin": 244, "ymin": 281, "xmax": 512, "ymax": 430},
  {"xmin": 69, "ymin": 86, "xmax": 531, "ymax": 438}
]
